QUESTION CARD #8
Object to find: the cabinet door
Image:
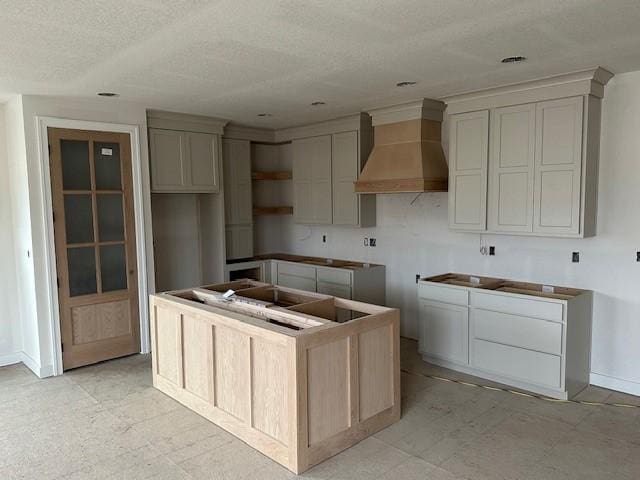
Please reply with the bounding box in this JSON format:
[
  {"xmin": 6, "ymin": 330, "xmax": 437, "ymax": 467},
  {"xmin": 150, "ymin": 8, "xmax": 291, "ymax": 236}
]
[
  {"xmin": 225, "ymin": 225, "xmax": 253, "ymax": 260},
  {"xmin": 533, "ymin": 97, "xmax": 583, "ymax": 235},
  {"xmin": 293, "ymin": 135, "xmax": 332, "ymax": 224},
  {"xmin": 149, "ymin": 128, "xmax": 187, "ymax": 192},
  {"xmin": 419, "ymin": 300, "xmax": 469, "ymax": 365},
  {"xmin": 488, "ymin": 104, "xmax": 536, "ymax": 233},
  {"xmin": 186, "ymin": 132, "xmax": 219, "ymax": 192},
  {"xmin": 448, "ymin": 111, "xmax": 489, "ymax": 231},
  {"xmin": 223, "ymin": 139, "xmax": 252, "ymax": 225},
  {"xmin": 332, "ymin": 131, "xmax": 359, "ymax": 226}
]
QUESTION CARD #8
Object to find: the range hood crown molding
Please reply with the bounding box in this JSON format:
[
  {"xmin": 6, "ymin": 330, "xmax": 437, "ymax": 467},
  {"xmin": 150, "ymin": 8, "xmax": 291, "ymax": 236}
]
[{"xmin": 367, "ymin": 98, "xmax": 445, "ymax": 126}]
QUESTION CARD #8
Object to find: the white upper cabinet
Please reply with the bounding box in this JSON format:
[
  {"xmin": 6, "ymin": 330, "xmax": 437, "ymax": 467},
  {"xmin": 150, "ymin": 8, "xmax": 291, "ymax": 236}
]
[
  {"xmin": 488, "ymin": 104, "xmax": 536, "ymax": 233},
  {"xmin": 187, "ymin": 132, "xmax": 220, "ymax": 192},
  {"xmin": 448, "ymin": 110, "xmax": 489, "ymax": 231},
  {"xmin": 332, "ymin": 131, "xmax": 360, "ymax": 226},
  {"xmin": 292, "ymin": 135, "xmax": 333, "ymax": 224},
  {"xmin": 533, "ymin": 97, "xmax": 583, "ymax": 235}
]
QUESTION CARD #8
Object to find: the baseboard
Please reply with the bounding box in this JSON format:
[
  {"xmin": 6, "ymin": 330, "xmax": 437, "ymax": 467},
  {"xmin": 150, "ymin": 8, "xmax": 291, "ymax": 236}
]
[
  {"xmin": 19, "ymin": 351, "xmax": 55, "ymax": 378},
  {"xmin": 0, "ymin": 352, "xmax": 23, "ymax": 367},
  {"xmin": 590, "ymin": 372, "xmax": 640, "ymax": 397}
]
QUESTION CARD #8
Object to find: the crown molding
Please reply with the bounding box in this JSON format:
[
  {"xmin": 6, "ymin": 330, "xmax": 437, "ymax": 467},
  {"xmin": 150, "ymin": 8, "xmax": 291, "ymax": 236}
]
[
  {"xmin": 223, "ymin": 123, "xmax": 276, "ymax": 143},
  {"xmin": 147, "ymin": 109, "xmax": 228, "ymax": 134},
  {"xmin": 274, "ymin": 113, "xmax": 367, "ymax": 142},
  {"xmin": 441, "ymin": 67, "xmax": 614, "ymax": 114},
  {"xmin": 367, "ymin": 99, "xmax": 445, "ymax": 126}
]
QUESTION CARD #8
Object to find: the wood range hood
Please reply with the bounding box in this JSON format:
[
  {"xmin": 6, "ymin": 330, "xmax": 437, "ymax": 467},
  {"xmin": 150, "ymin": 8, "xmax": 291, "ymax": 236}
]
[{"xmin": 355, "ymin": 99, "xmax": 448, "ymax": 194}]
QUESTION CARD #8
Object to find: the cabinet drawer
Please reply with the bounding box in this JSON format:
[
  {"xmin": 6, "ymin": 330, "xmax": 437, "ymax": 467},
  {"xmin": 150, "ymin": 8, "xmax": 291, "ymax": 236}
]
[
  {"xmin": 472, "ymin": 338, "xmax": 561, "ymax": 388},
  {"xmin": 277, "ymin": 273, "xmax": 317, "ymax": 292},
  {"xmin": 317, "ymin": 267, "xmax": 351, "ymax": 286},
  {"xmin": 276, "ymin": 262, "xmax": 316, "ymax": 280},
  {"xmin": 471, "ymin": 291, "xmax": 563, "ymax": 322},
  {"xmin": 317, "ymin": 281, "xmax": 351, "ymax": 299},
  {"xmin": 419, "ymin": 283, "xmax": 468, "ymax": 306},
  {"xmin": 472, "ymin": 309, "xmax": 562, "ymax": 355}
]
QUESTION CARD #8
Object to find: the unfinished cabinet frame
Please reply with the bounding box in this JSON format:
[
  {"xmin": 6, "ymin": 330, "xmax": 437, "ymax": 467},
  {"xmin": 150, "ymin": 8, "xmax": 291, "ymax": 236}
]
[{"xmin": 150, "ymin": 280, "xmax": 400, "ymax": 474}]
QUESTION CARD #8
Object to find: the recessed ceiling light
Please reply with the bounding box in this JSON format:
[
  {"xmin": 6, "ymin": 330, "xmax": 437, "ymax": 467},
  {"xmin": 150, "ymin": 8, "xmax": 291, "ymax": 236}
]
[
  {"xmin": 311, "ymin": 101, "xmax": 326, "ymax": 106},
  {"xmin": 97, "ymin": 92, "xmax": 119, "ymax": 97},
  {"xmin": 257, "ymin": 113, "xmax": 272, "ymax": 117},
  {"xmin": 396, "ymin": 81, "xmax": 417, "ymax": 87},
  {"xmin": 500, "ymin": 56, "xmax": 526, "ymax": 64}
]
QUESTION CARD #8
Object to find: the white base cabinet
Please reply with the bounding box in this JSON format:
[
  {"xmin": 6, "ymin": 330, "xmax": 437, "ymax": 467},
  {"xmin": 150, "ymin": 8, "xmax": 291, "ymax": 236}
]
[{"xmin": 418, "ymin": 275, "xmax": 592, "ymax": 399}]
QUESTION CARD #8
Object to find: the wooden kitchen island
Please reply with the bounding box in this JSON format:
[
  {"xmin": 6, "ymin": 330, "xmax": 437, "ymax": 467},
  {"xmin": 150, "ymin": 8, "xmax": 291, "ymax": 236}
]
[{"xmin": 150, "ymin": 280, "xmax": 400, "ymax": 474}]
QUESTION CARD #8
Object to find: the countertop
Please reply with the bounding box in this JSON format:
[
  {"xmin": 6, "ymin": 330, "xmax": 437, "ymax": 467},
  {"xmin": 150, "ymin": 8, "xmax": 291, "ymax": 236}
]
[{"xmin": 226, "ymin": 253, "xmax": 383, "ymax": 271}]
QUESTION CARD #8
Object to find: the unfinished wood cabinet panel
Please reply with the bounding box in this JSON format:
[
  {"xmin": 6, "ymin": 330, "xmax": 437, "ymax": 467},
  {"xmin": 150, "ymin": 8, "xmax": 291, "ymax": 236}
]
[
  {"xmin": 533, "ymin": 97, "xmax": 584, "ymax": 235},
  {"xmin": 154, "ymin": 306, "xmax": 182, "ymax": 385},
  {"xmin": 448, "ymin": 110, "xmax": 489, "ymax": 231},
  {"xmin": 71, "ymin": 300, "xmax": 131, "ymax": 345},
  {"xmin": 292, "ymin": 135, "xmax": 332, "ymax": 224},
  {"xmin": 358, "ymin": 325, "xmax": 393, "ymax": 421},
  {"xmin": 251, "ymin": 339, "xmax": 289, "ymax": 445},
  {"xmin": 182, "ymin": 314, "xmax": 212, "ymax": 401},
  {"xmin": 307, "ymin": 338, "xmax": 350, "ymax": 445},
  {"xmin": 488, "ymin": 104, "xmax": 536, "ymax": 233},
  {"xmin": 150, "ymin": 281, "xmax": 399, "ymax": 474},
  {"xmin": 215, "ymin": 326, "xmax": 251, "ymax": 421}
]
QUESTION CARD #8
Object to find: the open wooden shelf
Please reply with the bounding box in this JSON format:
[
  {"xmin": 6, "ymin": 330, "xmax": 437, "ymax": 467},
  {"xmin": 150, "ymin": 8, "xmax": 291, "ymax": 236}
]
[
  {"xmin": 251, "ymin": 171, "xmax": 292, "ymax": 181},
  {"xmin": 253, "ymin": 206, "xmax": 293, "ymax": 216}
]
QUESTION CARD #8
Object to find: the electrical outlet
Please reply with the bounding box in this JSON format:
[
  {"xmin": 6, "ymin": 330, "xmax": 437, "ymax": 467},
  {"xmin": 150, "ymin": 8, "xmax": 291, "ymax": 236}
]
[
  {"xmin": 415, "ymin": 274, "xmax": 421, "ymax": 284},
  {"xmin": 369, "ymin": 238, "xmax": 377, "ymax": 247},
  {"xmin": 489, "ymin": 246, "xmax": 495, "ymax": 256},
  {"xmin": 637, "ymin": 251, "xmax": 640, "ymax": 262},
  {"xmin": 322, "ymin": 234, "xmax": 326, "ymax": 243},
  {"xmin": 364, "ymin": 238, "xmax": 369, "ymax": 247},
  {"xmin": 572, "ymin": 252, "xmax": 580, "ymax": 263}
]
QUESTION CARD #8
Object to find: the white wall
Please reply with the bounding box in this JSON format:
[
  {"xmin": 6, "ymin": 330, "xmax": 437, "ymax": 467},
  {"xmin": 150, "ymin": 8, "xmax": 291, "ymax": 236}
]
[
  {"xmin": 258, "ymin": 71, "xmax": 640, "ymax": 395},
  {"xmin": 0, "ymin": 102, "xmax": 22, "ymax": 365},
  {"xmin": 11, "ymin": 95, "xmax": 154, "ymax": 376}
]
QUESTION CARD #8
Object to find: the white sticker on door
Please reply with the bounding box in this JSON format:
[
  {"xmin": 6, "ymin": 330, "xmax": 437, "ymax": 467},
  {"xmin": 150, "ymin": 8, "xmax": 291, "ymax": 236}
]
[{"xmin": 101, "ymin": 148, "xmax": 113, "ymax": 156}]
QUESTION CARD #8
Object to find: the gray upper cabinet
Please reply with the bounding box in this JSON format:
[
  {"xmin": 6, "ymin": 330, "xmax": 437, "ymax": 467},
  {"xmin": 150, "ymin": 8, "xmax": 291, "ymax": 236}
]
[
  {"xmin": 448, "ymin": 110, "xmax": 489, "ymax": 231},
  {"xmin": 444, "ymin": 69, "xmax": 610, "ymax": 238},
  {"xmin": 289, "ymin": 113, "xmax": 375, "ymax": 227},
  {"xmin": 149, "ymin": 128, "xmax": 220, "ymax": 193},
  {"xmin": 331, "ymin": 131, "xmax": 359, "ymax": 225},
  {"xmin": 223, "ymin": 138, "xmax": 253, "ymax": 260},
  {"xmin": 533, "ymin": 97, "xmax": 584, "ymax": 236},
  {"xmin": 292, "ymin": 135, "xmax": 333, "ymax": 225},
  {"xmin": 488, "ymin": 104, "xmax": 536, "ymax": 233}
]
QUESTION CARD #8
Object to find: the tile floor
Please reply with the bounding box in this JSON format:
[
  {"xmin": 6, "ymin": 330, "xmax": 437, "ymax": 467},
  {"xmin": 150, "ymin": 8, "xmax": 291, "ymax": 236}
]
[{"xmin": 1, "ymin": 338, "xmax": 639, "ymax": 479}]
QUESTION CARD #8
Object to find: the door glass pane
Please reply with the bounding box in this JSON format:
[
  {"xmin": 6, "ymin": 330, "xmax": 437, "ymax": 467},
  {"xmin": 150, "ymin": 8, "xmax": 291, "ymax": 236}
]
[
  {"xmin": 64, "ymin": 195, "xmax": 94, "ymax": 244},
  {"xmin": 97, "ymin": 194, "xmax": 124, "ymax": 242},
  {"xmin": 67, "ymin": 247, "xmax": 97, "ymax": 296},
  {"xmin": 100, "ymin": 244, "xmax": 127, "ymax": 292},
  {"xmin": 94, "ymin": 142, "xmax": 122, "ymax": 190},
  {"xmin": 61, "ymin": 140, "xmax": 91, "ymax": 190}
]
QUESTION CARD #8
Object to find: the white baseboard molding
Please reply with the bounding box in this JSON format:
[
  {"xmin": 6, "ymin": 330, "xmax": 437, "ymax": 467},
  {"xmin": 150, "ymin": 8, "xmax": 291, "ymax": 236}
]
[
  {"xmin": 590, "ymin": 372, "xmax": 640, "ymax": 397},
  {"xmin": 0, "ymin": 352, "xmax": 23, "ymax": 367},
  {"xmin": 20, "ymin": 351, "xmax": 55, "ymax": 379}
]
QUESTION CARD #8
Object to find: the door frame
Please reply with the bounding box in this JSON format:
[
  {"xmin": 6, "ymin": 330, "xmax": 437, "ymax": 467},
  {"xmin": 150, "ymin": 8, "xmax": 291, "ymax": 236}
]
[{"xmin": 37, "ymin": 116, "xmax": 152, "ymax": 376}]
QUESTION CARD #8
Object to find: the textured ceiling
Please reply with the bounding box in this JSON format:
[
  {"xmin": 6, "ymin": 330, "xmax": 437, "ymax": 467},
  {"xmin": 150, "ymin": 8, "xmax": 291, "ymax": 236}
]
[{"xmin": 1, "ymin": 0, "xmax": 639, "ymax": 128}]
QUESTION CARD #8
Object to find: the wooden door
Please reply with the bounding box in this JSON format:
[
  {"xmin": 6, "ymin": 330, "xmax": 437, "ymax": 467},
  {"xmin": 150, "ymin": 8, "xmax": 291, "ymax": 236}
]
[
  {"xmin": 533, "ymin": 97, "xmax": 584, "ymax": 235},
  {"xmin": 49, "ymin": 128, "xmax": 140, "ymax": 370},
  {"xmin": 448, "ymin": 110, "xmax": 489, "ymax": 231},
  {"xmin": 488, "ymin": 104, "xmax": 536, "ymax": 233},
  {"xmin": 332, "ymin": 131, "xmax": 359, "ymax": 226}
]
